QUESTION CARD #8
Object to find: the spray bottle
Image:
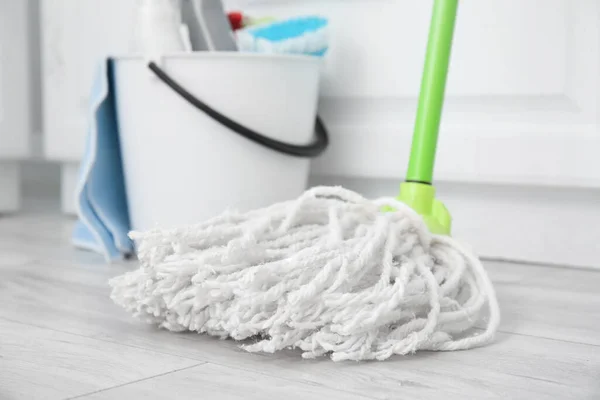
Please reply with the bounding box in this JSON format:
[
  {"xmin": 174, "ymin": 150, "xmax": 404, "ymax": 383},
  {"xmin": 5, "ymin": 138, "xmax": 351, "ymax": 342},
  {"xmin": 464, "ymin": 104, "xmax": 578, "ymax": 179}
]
[{"xmin": 132, "ymin": 0, "xmax": 187, "ymax": 58}]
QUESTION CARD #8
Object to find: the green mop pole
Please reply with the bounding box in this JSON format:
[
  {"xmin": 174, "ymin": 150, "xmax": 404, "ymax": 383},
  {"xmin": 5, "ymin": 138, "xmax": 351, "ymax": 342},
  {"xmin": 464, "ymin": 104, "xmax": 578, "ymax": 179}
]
[
  {"xmin": 397, "ymin": 0, "xmax": 458, "ymax": 235},
  {"xmin": 406, "ymin": 0, "xmax": 458, "ymax": 184}
]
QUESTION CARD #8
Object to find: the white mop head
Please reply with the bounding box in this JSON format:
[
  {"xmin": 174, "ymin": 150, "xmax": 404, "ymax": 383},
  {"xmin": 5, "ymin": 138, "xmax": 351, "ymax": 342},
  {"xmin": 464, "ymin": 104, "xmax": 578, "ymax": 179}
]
[{"xmin": 109, "ymin": 186, "xmax": 500, "ymax": 361}]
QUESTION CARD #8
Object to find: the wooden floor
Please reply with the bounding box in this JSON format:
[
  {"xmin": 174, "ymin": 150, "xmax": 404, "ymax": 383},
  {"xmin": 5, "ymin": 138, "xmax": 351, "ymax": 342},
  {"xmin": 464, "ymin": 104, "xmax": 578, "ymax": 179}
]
[{"xmin": 1, "ymin": 195, "xmax": 599, "ymax": 400}]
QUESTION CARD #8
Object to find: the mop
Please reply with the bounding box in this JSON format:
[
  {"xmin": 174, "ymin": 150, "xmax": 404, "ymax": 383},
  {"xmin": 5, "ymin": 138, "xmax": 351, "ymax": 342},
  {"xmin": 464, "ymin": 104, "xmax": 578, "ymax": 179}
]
[{"xmin": 109, "ymin": 0, "xmax": 500, "ymax": 361}]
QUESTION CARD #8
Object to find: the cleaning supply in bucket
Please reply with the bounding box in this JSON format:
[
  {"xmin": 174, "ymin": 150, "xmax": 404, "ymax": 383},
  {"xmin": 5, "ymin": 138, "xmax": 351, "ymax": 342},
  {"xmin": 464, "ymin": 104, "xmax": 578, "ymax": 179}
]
[
  {"xmin": 109, "ymin": 0, "xmax": 500, "ymax": 361},
  {"xmin": 131, "ymin": 0, "xmax": 188, "ymax": 58},
  {"xmin": 181, "ymin": 0, "xmax": 238, "ymax": 51},
  {"xmin": 227, "ymin": 11, "xmax": 277, "ymax": 31},
  {"xmin": 181, "ymin": 0, "xmax": 211, "ymax": 51},
  {"xmin": 236, "ymin": 16, "xmax": 329, "ymax": 56}
]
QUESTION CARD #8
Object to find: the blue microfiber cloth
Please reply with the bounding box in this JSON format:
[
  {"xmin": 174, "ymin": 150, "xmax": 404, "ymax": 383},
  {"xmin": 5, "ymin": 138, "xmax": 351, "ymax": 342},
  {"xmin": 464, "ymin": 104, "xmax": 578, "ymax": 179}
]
[{"xmin": 72, "ymin": 58, "xmax": 134, "ymax": 262}]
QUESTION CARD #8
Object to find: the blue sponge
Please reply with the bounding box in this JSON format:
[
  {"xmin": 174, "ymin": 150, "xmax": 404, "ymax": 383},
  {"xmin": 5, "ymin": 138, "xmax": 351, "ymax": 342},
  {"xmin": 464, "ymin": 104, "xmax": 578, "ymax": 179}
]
[{"xmin": 237, "ymin": 16, "xmax": 329, "ymax": 56}]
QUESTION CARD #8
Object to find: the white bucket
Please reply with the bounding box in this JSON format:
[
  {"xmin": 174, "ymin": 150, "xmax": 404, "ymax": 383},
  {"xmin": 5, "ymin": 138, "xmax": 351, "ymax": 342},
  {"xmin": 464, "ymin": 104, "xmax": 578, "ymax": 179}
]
[{"xmin": 113, "ymin": 53, "xmax": 323, "ymax": 231}]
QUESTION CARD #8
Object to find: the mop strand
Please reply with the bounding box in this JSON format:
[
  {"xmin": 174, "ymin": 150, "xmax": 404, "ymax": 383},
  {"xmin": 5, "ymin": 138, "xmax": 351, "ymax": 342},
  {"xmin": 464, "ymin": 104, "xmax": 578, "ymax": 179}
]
[{"xmin": 109, "ymin": 186, "xmax": 500, "ymax": 361}]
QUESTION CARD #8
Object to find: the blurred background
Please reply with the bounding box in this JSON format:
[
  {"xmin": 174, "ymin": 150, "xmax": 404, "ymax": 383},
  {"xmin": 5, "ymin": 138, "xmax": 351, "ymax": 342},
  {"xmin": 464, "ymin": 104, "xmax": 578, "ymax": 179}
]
[{"xmin": 2, "ymin": 0, "xmax": 598, "ymax": 268}]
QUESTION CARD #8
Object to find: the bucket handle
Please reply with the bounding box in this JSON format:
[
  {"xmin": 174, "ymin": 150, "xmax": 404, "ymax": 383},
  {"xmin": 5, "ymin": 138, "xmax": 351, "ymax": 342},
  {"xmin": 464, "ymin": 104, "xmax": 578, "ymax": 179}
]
[{"xmin": 147, "ymin": 62, "xmax": 329, "ymax": 158}]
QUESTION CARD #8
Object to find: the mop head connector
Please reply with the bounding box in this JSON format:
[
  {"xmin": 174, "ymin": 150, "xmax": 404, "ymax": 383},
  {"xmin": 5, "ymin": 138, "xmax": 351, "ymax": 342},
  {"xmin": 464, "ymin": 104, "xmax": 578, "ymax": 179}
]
[{"xmin": 109, "ymin": 186, "xmax": 500, "ymax": 362}]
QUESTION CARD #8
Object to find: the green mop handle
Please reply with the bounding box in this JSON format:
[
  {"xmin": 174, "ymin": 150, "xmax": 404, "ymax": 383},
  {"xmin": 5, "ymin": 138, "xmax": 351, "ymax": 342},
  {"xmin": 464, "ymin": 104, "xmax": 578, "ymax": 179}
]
[{"xmin": 406, "ymin": 0, "xmax": 458, "ymax": 185}]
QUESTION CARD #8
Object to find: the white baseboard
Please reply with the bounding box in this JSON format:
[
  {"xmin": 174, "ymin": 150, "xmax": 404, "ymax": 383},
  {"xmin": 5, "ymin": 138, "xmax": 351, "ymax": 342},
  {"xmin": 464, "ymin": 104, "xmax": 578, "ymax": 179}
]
[
  {"xmin": 309, "ymin": 174, "xmax": 600, "ymax": 270},
  {"xmin": 0, "ymin": 162, "xmax": 21, "ymax": 213},
  {"xmin": 60, "ymin": 163, "xmax": 78, "ymax": 216}
]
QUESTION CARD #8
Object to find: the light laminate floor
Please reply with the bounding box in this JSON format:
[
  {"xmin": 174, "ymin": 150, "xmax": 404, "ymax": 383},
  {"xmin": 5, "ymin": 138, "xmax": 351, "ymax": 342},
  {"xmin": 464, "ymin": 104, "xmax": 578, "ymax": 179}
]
[{"xmin": 1, "ymin": 194, "xmax": 599, "ymax": 400}]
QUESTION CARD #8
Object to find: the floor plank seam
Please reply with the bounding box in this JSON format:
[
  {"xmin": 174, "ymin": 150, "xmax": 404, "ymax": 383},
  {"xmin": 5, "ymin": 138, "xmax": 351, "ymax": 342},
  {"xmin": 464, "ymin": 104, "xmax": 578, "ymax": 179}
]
[
  {"xmin": 0, "ymin": 316, "xmax": 208, "ymax": 363},
  {"xmin": 483, "ymin": 257, "xmax": 600, "ymax": 272},
  {"xmin": 198, "ymin": 360, "xmax": 380, "ymax": 400},
  {"xmin": 86, "ymin": 332, "xmax": 211, "ymax": 362},
  {"xmin": 503, "ymin": 372, "xmax": 568, "ymax": 386},
  {"xmin": 64, "ymin": 363, "xmax": 206, "ymax": 400},
  {"xmin": 467, "ymin": 324, "xmax": 600, "ymax": 348},
  {"xmin": 2, "ymin": 314, "xmax": 377, "ymax": 399},
  {"xmin": 494, "ymin": 328, "xmax": 600, "ymax": 348}
]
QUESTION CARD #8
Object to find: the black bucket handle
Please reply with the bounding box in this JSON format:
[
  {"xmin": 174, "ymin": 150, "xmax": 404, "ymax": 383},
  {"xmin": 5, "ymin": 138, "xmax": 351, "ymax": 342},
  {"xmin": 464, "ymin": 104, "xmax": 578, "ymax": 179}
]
[{"xmin": 147, "ymin": 62, "xmax": 329, "ymax": 158}]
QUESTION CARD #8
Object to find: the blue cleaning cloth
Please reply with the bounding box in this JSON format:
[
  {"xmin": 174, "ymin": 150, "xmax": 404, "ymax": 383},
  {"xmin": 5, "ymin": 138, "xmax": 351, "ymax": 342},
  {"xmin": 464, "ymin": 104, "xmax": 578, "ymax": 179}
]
[{"xmin": 72, "ymin": 58, "xmax": 134, "ymax": 262}]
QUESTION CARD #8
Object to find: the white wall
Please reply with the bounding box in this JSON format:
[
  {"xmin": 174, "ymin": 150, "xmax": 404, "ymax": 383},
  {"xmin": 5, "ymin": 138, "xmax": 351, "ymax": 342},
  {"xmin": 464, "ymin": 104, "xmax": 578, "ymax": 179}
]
[{"xmin": 0, "ymin": 0, "xmax": 38, "ymax": 211}]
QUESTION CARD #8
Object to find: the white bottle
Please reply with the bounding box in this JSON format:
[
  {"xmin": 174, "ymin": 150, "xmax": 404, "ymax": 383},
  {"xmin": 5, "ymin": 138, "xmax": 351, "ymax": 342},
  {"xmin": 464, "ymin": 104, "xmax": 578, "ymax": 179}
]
[
  {"xmin": 132, "ymin": 0, "xmax": 187, "ymax": 59},
  {"xmin": 182, "ymin": 0, "xmax": 237, "ymax": 51}
]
